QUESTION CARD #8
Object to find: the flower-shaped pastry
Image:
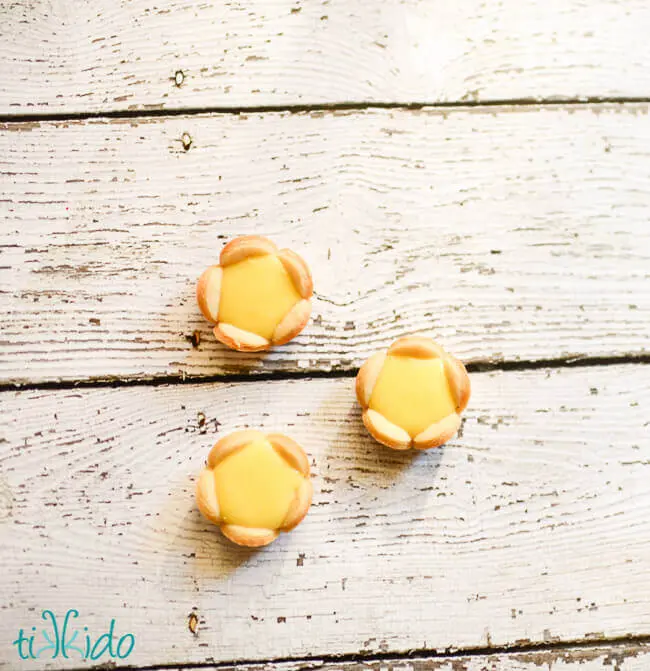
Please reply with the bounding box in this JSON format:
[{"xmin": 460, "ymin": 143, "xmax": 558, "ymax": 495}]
[
  {"xmin": 356, "ymin": 336, "xmax": 471, "ymax": 450},
  {"xmin": 196, "ymin": 235, "xmax": 313, "ymax": 352},
  {"xmin": 196, "ymin": 430, "xmax": 313, "ymax": 547}
]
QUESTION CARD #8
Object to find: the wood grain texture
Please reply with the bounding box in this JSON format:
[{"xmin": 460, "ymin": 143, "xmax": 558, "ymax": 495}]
[
  {"xmin": 2, "ymin": 0, "xmax": 650, "ymax": 114},
  {"xmin": 1, "ymin": 365, "xmax": 649, "ymax": 668},
  {"xmin": 161, "ymin": 643, "xmax": 650, "ymax": 671},
  {"xmin": 1, "ymin": 105, "xmax": 649, "ymax": 384}
]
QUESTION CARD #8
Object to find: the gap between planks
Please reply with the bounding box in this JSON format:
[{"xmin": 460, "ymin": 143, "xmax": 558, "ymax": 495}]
[
  {"xmin": 3, "ymin": 0, "xmax": 650, "ymax": 115},
  {"xmin": 1, "ymin": 354, "xmax": 649, "ymax": 393},
  {"xmin": 2, "ymin": 96, "xmax": 650, "ymax": 124},
  {"xmin": 34, "ymin": 636, "xmax": 650, "ymax": 671}
]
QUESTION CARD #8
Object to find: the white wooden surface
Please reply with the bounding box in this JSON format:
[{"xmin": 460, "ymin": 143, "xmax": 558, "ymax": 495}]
[
  {"xmin": 2, "ymin": 0, "xmax": 650, "ymax": 668},
  {"xmin": 2, "ymin": 0, "xmax": 650, "ymax": 114},
  {"xmin": 1, "ymin": 365, "xmax": 649, "ymax": 668},
  {"xmin": 2, "ymin": 104, "xmax": 649, "ymax": 384}
]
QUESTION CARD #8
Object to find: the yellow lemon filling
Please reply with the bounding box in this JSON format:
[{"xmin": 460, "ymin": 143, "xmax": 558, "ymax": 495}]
[
  {"xmin": 369, "ymin": 355, "xmax": 456, "ymax": 437},
  {"xmin": 218, "ymin": 254, "xmax": 300, "ymax": 340},
  {"xmin": 213, "ymin": 437, "xmax": 304, "ymax": 529}
]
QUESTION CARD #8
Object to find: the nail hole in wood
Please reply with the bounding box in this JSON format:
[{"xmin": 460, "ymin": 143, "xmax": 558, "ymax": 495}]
[
  {"xmin": 174, "ymin": 70, "xmax": 185, "ymax": 87},
  {"xmin": 186, "ymin": 330, "xmax": 201, "ymax": 347},
  {"xmin": 181, "ymin": 133, "xmax": 192, "ymax": 151}
]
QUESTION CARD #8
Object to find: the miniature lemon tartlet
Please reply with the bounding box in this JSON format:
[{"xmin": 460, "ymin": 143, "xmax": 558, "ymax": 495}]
[
  {"xmin": 196, "ymin": 430, "xmax": 313, "ymax": 547},
  {"xmin": 196, "ymin": 235, "xmax": 313, "ymax": 352},
  {"xmin": 356, "ymin": 336, "xmax": 470, "ymax": 450}
]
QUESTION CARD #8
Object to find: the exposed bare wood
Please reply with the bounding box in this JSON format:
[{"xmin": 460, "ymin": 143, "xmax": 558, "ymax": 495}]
[
  {"xmin": 2, "ymin": 0, "xmax": 650, "ymax": 114},
  {"xmin": 1, "ymin": 365, "xmax": 649, "ymax": 667},
  {"xmin": 1, "ymin": 105, "xmax": 649, "ymax": 384},
  {"xmin": 161, "ymin": 641, "xmax": 650, "ymax": 671}
]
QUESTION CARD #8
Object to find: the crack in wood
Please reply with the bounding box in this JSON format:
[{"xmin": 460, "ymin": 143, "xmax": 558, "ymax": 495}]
[
  {"xmin": 42, "ymin": 637, "xmax": 650, "ymax": 671},
  {"xmin": 1, "ymin": 98, "xmax": 650, "ymax": 125},
  {"xmin": 0, "ymin": 354, "xmax": 647, "ymax": 394}
]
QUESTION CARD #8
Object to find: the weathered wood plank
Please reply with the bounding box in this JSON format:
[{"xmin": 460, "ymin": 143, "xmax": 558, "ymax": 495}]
[
  {"xmin": 1, "ymin": 105, "xmax": 649, "ymax": 384},
  {"xmin": 161, "ymin": 643, "xmax": 650, "ymax": 671},
  {"xmin": 2, "ymin": 0, "xmax": 650, "ymax": 114},
  {"xmin": 1, "ymin": 365, "xmax": 649, "ymax": 668}
]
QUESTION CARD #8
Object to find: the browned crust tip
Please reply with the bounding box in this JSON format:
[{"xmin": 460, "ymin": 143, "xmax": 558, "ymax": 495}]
[
  {"xmin": 213, "ymin": 323, "xmax": 270, "ymax": 352},
  {"xmin": 413, "ymin": 413, "xmax": 462, "ymax": 450},
  {"xmin": 219, "ymin": 235, "xmax": 278, "ymax": 267},
  {"xmin": 267, "ymin": 433, "xmax": 311, "ymax": 476},
  {"xmin": 277, "ymin": 248, "xmax": 314, "ymax": 299},
  {"xmin": 362, "ymin": 409, "xmax": 412, "ymax": 450},
  {"xmin": 207, "ymin": 429, "xmax": 266, "ymax": 468},
  {"xmin": 271, "ymin": 299, "xmax": 312, "ymax": 346},
  {"xmin": 196, "ymin": 265, "xmax": 222, "ymax": 324},
  {"xmin": 355, "ymin": 351, "xmax": 387, "ymax": 408},
  {"xmin": 281, "ymin": 479, "xmax": 313, "ymax": 531},
  {"xmin": 196, "ymin": 469, "xmax": 221, "ymax": 524},
  {"xmin": 220, "ymin": 524, "xmax": 279, "ymax": 548},
  {"xmin": 388, "ymin": 336, "xmax": 444, "ymax": 359},
  {"xmin": 444, "ymin": 355, "xmax": 471, "ymax": 412}
]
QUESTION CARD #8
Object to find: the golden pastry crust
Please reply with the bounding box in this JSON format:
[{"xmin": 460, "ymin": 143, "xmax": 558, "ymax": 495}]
[
  {"xmin": 444, "ymin": 353, "xmax": 471, "ymax": 413},
  {"xmin": 219, "ymin": 235, "xmax": 278, "ymax": 267},
  {"xmin": 277, "ymin": 249, "xmax": 313, "ymax": 299},
  {"xmin": 356, "ymin": 336, "xmax": 471, "ymax": 451},
  {"xmin": 281, "ymin": 479, "xmax": 313, "ymax": 531},
  {"xmin": 213, "ymin": 323, "xmax": 270, "ymax": 352},
  {"xmin": 267, "ymin": 433, "xmax": 311, "ymax": 476},
  {"xmin": 196, "ymin": 265, "xmax": 222, "ymax": 324},
  {"xmin": 206, "ymin": 429, "xmax": 264, "ymax": 468},
  {"xmin": 387, "ymin": 335, "xmax": 445, "ymax": 359},
  {"xmin": 221, "ymin": 525, "xmax": 279, "ymax": 548},
  {"xmin": 355, "ymin": 351, "xmax": 387, "ymax": 408},
  {"xmin": 196, "ymin": 469, "xmax": 220, "ymax": 525},
  {"xmin": 362, "ymin": 409, "xmax": 411, "ymax": 450},
  {"xmin": 272, "ymin": 299, "xmax": 312, "ymax": 346},
  {"xmin": 196, "ymin": 235, "xmax": 313, "ymax": 351},
  {"xmin": 413, "ymin": 413, "xmax": 462, "ymax": 450},
  {"xmin": 196, "ymin": 430, "xmax": 313, "ymax": 547}
]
